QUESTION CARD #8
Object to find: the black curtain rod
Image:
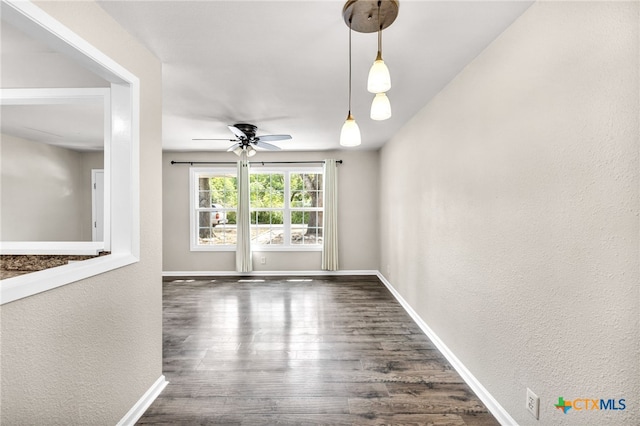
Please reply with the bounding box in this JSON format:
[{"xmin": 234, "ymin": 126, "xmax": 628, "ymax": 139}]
[{"xmin": 170, "ymin": 160, "xmax": 342, "ymax": 166}]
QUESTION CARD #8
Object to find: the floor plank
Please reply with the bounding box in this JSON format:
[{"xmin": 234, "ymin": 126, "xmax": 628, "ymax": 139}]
[{"xmin": 137, "ymin": 276, "xmax": 499, "ymax": 425}]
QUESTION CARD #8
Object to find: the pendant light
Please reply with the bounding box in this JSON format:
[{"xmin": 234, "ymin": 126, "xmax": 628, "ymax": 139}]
[
  {"xmin": 341, "ymin": 0, "xmax": 398, "ymax": 131},
  {"xmin": 370, "ymin": 92, "xmax": 391, "ymax": 120},
  {"xmin": 342, "ymin": 0, "xmax": 400, "ymax": 126},
  {"xmin": 367, "ymin": 1, "xmax": 391, "ymax": 94},
  {"xmin": 368, "ymin": 1, "xmax": 392, "ymax": 120},
  {"xmin": 340, "ymin": 17, "xmax": 361, "ymax": 147}
]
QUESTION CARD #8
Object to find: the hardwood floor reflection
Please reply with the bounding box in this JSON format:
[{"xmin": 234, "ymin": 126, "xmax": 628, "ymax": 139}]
[{"xmin": 138, "ymin": 276, "xmax": 499, "ymax": 425}]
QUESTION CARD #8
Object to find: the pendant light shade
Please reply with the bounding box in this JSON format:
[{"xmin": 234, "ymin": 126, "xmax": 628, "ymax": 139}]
[
  {"xmin": 370, "ymin": 92, "xmax": 391, "ymax": 120},
  {"xmin": 340, "ymin": 113, "xmax": 361, "ymax": 146},
  {"xmin": 367, "ymin": 55, "xmax": 391, "ymax": 93}
]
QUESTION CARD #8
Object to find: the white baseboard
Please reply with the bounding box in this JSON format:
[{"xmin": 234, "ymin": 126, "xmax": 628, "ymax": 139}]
[
  {"xmin": 117, "ymin": 375, "xmax": 168, "ymax": 426},
  {"xmin": 162, "ymin": 269, "xmax": 378, "ymax": 277},
  {"xmin": 376, "ymin": 272, "xmax": 517, "ymax": 426}
]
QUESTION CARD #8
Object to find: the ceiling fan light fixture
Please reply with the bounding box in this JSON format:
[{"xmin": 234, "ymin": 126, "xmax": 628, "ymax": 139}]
[
  {"xmin": 370, "ymin": 92, "xmax": 391, "ymax": 120},
  {"xmin": 340, "ymin": 113, "xmax": 361, "ymax": 147},
  {"xmin": 247, "ymin": 146, "xmax": 257, "ymax": 157},
  {"xmin": 233, "ymin": 146, "xmax": 243, "ymax": 156}
]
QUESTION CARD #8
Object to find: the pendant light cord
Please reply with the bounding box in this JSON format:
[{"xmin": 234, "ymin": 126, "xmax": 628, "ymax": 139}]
[
  {"xmin": 377, "ymin": 0, "xmax": 382, "ymax": 58},
  {"xmin": 348, "ymin": 17, "xmax": 353, "ymax": 116}
]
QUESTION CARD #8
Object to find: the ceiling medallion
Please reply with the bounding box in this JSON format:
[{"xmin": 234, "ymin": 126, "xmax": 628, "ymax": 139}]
[{"xmin": 342, "ymin": 0, "xmax": 399, "ymax": 34}]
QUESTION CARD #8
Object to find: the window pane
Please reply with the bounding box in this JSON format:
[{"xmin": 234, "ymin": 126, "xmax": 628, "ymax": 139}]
[
  {"xmin": 268, "ymin": 228, "xmax": 284, "ymax": 245},
  {"xmin": 226, "ymin": 210, "xmax": 237, "ymax": 224},
  {"xmin": 210, "ymin": 175, "xmax": 237, "ymax": 207},
  {"xmin": 270, "ymin": 189, "xmax": 284, "ymax": 208},
  {"xmin": 197, "ymin": 223, "xmax": 238, "ymax": 246},
  {"xmin": 198, "ymin": 189, "xmax": 211, "ymax": 208},
  {"xmin": 251, "ymin": 210, "xmax": 283, "ymax": 247},
  {"xmin": 290, "ymin": 173, "xmax": 303, "ymax": 191},
  {"xmin": 257, "ymin": 211, "xmax": 271, "ymax": 225},
  {"xmin": 218, "ymin": 224, "xmax": 237, "ymax": 245},
  {"xmin": 301, "ymin": 192, "xmax": 311, "ymax": 206},
  {"xmin": 194, "ymin": 170, "xmax": 238, "ymax": 247},
  {"xmin": 198, "ymin": 227, "xmax": 211, "ymax": 240},
  {"xmin": 290, "ymin": 173, "xmax": 323, "ymax": 208},
  {"xmin": 198, "ymin": 177, "xmax": 210, "ymax": 191},
  {"xmin": 309, "ymin": 191, "xmax": 322, "ymax": 207},
  {"xmin": 251, "ymin": 173, "xmax": 285, "ymax": 208},
  {"xmin": 291, "ymin": 211, "xmax": 306, "ymax": 225},
  {"xmin": 199, "ymin": 211, "xmax": 212, "ymax": 228},
  {"xmin": 271, "ymin": 173, "xmax": 285, "ymax": 193},
  {"xmin": 248, "ymin": 173, "xmax": 286, "ymax": 246},
  {"xmin": 290, "ymin": 210, "xmax": 323, "ymax": 245},
  {"xmin": 291, "ymin": 191, "xmax": 303, "ymax": 208}
]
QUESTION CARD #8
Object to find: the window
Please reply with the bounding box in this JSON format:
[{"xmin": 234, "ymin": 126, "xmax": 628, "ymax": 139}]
[
  {"xmin": 190, "ymin": 166, "xmax": 324, "ymax": 251},
  {"xmin": 191, "ymin": 168, "xmax": 237, "ymax": 249},
  {"xmin": 288, "ymin": 171, "xmax": 323, "ymax": 246},
  {"xmin": 250, "ymin": 172, "xmax": 285, "ymax": 246}
]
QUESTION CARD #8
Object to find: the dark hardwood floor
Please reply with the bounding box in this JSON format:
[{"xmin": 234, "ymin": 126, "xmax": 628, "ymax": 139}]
[{"xmin": 138, "ymin": 276, "xmax": 499, "ymax": 425}]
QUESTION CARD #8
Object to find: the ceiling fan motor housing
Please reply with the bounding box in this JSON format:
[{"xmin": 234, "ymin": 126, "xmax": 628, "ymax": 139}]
[{"xmin": 234, "ymin": 123, "xmax": 258, "ymax": 140}]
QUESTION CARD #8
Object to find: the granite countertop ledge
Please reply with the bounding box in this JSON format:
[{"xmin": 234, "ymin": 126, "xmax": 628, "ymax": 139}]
[{"xmin": 1, "ymin": 253, "xmax": 109, "ymax": 279}]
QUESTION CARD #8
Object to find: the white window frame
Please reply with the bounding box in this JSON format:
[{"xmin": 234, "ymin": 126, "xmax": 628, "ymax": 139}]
[
  {"xmin": 252, "ymin": 166, "xmax": 323, "ymax": 252},
  {"xmin": 0, "ymin": 0, "xmax": 140, "ymax": 305},
  {"xmin": 189, "ymin": 165, "xmax": 324, "ymax": 252},
  {"xmin": 189, "ymin": 167, "xmax": 237, "ymax": 251}
]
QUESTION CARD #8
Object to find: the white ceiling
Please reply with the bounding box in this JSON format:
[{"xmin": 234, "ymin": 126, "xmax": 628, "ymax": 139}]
[
  {"xmin": 1, "ymin": 1, "xmax": 534, "ymax": 153},
  {"xmin": 1, "ymin": 103, "xmax": 105, "ymax": 151}
]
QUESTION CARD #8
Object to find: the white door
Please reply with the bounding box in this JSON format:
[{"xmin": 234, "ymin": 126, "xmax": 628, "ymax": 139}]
[{"xmin": 92, "ymin": 169, "xmax": 104, "ymax": 241}]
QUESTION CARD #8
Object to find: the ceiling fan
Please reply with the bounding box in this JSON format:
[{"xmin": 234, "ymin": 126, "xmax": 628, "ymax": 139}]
[{"xmin": 193, "ymin": 123, "xmax": 292, "ymax": 156}]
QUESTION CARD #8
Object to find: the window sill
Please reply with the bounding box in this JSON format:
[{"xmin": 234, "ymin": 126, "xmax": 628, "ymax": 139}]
[
  {"xmin": 190, "ymin": 246, "xmax": 322, "ymax": 252},
  {"xmin": 254, "ymin": 246, "xmax": 322, "ymax": 252}
]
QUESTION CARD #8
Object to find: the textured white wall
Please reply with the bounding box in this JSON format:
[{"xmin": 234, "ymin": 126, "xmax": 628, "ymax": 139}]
[
  {"xmin": 0, "ymin": 134, "xmax": 89, "ymax": 241},
  {"xmin": 379, "ymin": 2, "xmax": 639, "ymax": 425},
  {"xmin": 0, "ymin": 1, "xmax": 163, "ymax": 424},
  {"xmin": 162, "ymin": 150, "xmax": 379, "ymax": 272}
]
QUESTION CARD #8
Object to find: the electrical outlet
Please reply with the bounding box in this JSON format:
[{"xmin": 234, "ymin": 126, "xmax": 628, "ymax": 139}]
[
  {"xmin": 260, "ymin": 256, "xmax": 266, "ymax": 265},
  {"xmin": 526, "ymin": 388, "xmax": 539, "ymax": 420}
]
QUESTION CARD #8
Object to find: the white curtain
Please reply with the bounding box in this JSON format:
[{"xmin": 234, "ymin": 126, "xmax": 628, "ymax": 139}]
[
  {"xmin": 236, "ymin": 153, "xmax": 252, "ymax": 272},
  {"xmin": 322, "ymin": 159, "xmax": 339, "ymax": 271}
]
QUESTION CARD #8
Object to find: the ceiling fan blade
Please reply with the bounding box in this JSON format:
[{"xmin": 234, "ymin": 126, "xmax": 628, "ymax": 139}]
[
  {"xmin": 226, "ymin": 143, "xmax": 242, "ymax": 152},
  {"xmin": 256, "ymin": 134, "xmax": 292, "ymax": 142},
  {"xmin": 255, "ymin": 141, "xmax": 281, "ymax": 151},
  {"xmin": 228, "ymin": 125, "xmax": 247, "ymax": 139}
]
